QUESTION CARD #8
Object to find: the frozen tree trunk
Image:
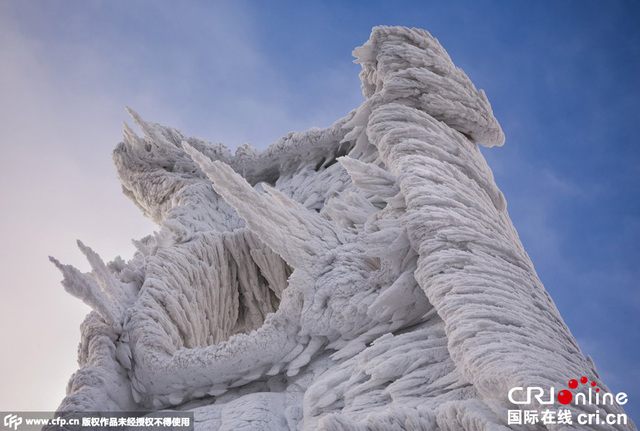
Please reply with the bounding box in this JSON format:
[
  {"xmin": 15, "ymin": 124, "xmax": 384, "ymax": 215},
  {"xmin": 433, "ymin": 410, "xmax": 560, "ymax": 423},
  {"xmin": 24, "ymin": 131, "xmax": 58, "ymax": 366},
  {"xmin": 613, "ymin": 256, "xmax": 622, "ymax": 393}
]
[{"xmin": 49, "ymin": 26, "xmax": 635, "ymax": 430}]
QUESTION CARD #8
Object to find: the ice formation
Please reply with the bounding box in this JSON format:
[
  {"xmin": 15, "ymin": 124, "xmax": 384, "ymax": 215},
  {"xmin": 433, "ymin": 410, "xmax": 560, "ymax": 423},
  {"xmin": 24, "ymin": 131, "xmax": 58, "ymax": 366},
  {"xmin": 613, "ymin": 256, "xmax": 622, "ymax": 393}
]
[{"xmin": 51, "ymin": 26, "xmax": 635, "ymax": 430}]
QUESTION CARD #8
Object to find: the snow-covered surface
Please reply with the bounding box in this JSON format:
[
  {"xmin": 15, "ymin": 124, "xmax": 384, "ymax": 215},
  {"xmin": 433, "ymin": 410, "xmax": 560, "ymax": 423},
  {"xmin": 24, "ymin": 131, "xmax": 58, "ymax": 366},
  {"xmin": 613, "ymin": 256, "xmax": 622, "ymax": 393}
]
[{"xmin": 51, "ymin": 26, "xmax": 635, "ymax": 430}]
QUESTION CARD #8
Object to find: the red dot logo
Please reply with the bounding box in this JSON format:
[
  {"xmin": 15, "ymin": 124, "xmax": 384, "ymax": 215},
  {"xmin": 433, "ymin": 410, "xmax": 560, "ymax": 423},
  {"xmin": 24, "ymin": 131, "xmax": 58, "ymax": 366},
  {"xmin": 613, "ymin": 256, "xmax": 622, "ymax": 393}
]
[
  {"xmin": 558, "ymin": 390, "xmax": 573, "ymax": 405},
  {"xmin": 591, "ymin": 381, "xmax": 596, "ymax": 387},
  {"xmin": 580, "ymin": 376, "xmax": 588, "ymax": 384},
  {"xmin": 568, "ymin": 379, "xmax": 578, "ymax": 389}
]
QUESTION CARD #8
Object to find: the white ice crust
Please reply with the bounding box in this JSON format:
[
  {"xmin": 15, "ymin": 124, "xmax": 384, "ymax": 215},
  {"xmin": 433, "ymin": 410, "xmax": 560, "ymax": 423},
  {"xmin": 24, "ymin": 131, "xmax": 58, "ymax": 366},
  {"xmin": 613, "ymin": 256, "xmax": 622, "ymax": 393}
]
[{"xmin": 50, "ymin": 26, "xmax": 635, "ymax": 430}]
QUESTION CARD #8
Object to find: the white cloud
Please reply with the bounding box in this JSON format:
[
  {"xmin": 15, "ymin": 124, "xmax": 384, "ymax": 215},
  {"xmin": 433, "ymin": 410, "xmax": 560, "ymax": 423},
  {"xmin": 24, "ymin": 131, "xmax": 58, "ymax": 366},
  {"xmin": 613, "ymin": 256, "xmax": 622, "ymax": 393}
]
[{"xmin": 0, "ymin": 7, "xmax": 159, "ymax": 411}]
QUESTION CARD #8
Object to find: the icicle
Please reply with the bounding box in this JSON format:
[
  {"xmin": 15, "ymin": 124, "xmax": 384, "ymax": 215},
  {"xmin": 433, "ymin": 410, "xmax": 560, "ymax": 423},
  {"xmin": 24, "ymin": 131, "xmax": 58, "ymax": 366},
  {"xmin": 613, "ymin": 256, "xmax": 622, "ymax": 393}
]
[
  {"xmin": 49, "ymin": 256, "xmax": 120, "ymax": 328},
  {"xmin": 183, "ymin": 142, "xmax": 348, "ymax": 270}
]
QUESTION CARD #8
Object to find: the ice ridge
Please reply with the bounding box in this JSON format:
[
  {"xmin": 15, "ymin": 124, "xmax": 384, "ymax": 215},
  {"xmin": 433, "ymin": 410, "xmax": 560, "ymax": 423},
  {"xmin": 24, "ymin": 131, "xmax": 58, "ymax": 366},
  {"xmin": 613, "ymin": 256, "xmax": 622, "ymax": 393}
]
[{"xmin": 49, "ymin": 26, "xmax": 635, "ymax": 431}]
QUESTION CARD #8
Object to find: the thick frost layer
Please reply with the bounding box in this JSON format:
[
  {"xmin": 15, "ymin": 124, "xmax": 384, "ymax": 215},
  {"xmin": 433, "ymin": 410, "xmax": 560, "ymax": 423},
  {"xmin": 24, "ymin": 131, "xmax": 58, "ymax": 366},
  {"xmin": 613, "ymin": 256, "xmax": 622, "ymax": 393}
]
[{"xmin": 50, "ymin": 26, "xmax": 635, "ymax": 430}]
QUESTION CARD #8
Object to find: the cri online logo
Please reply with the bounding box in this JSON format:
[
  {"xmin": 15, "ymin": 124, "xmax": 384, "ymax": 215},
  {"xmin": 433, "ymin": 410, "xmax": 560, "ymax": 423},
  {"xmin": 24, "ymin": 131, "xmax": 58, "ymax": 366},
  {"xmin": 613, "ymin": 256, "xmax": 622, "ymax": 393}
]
[
  {"xmin": 558, "ymin": 376, "xmax": 599, "ymax": 405},
  {"xmin": 508, "ymin": 376, "xmax": 628, "ymax": 406}
]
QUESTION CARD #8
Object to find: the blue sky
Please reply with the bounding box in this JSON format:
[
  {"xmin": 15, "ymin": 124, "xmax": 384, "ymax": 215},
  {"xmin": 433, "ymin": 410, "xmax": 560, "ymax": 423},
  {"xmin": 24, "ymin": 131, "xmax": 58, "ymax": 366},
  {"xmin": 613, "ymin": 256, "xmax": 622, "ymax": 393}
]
[{"xmin": 1, "ymin": 0, "xmax": 638, "ymax": 422}]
